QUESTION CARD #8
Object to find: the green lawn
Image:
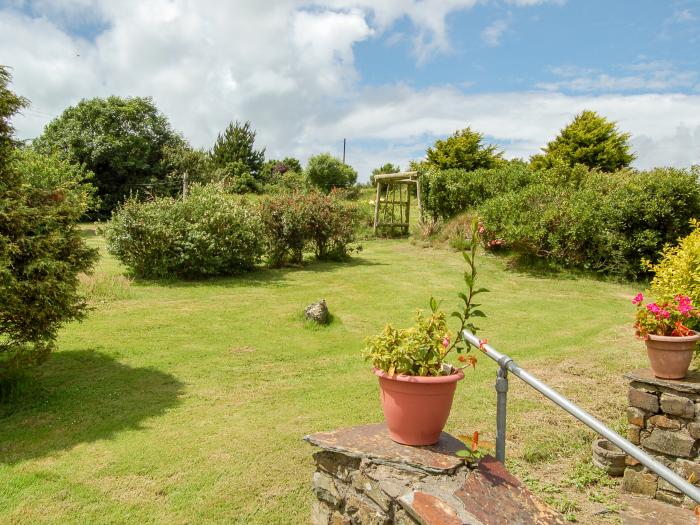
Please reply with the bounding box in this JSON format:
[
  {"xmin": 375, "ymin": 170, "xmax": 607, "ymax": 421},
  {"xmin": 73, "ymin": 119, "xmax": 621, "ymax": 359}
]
[{"xmin": 0, "ymin": 231, "xmax": 645, "ymax": 523}]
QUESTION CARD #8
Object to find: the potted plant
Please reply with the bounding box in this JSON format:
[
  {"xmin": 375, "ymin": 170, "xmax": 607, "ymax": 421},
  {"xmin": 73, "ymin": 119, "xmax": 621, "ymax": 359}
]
[
  {"xmin": 633, "ymin": 293, "xmax": 700, "ymax": 379},
  {"xmin": 363, "ymin": 220, "xmax": 486, "ymax": 445}
]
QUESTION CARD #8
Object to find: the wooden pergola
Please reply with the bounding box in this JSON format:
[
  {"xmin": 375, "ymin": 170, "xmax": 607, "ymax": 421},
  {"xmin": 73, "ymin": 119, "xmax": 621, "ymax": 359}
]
[{"xmin": 372, "ymin": 171, "xmax": 423, "ymax": 235}]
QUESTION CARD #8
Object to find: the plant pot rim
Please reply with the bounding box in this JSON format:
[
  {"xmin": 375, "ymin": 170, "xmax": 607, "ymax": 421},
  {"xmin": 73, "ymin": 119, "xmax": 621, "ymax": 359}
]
[
  {"xmin": 646, "ymin": 330, "xmax": 700, "ymax": 343},
  {"xmin": 372, "ymin": 367, "xmax": 465, "ymax": 384}
]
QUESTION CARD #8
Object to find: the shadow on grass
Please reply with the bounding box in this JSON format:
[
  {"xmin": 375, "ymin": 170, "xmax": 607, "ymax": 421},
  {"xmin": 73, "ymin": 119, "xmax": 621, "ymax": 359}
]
[
  {"xmin": 495, "ymin": 251, "xmax": 634, "ymax": 284},
  {"xmin": 0, "ymin": 349, "xmax": 183, "ymax": 464},
  {"xmin": 131, "ymin": 255, "xmax": 386, "ymax": 290}
]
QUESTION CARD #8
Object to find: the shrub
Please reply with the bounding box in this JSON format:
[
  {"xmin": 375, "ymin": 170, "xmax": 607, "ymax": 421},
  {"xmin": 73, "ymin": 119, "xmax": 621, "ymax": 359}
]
[
  {"xmin": 105, "ymin": 184, "xmax": 264, "ymax": 278},
  {"xmin": 420, "ymin": 160, "xmax": 534, "ymax": 221},
  {"xmin": 479, "ymin": 166, "xmax": 700, "ymax": 277},
  {"xmin": 305, "ymin": 153, "xmax": 357, "ymax": 193},
  {"xmin": 649, "ymin": 220, "xmax": 700, "ymax": 321},
  {"xmin": 258, "ymin": 192, "xmax": 314, "ymax": 266},
  {"xmin": 259, "ymin": 191, "xmax": 359, "ymax": 267},
  {"xmin": 1, "ymin": 67, "xmax": 98, "ymax": 383}
]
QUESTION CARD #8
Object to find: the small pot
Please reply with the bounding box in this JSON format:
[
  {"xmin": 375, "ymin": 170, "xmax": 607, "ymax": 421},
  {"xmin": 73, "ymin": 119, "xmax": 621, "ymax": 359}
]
[
  {"xmin": 373, "ymin": 367, "xmax": 464, "ymax": 446},
  {"xmin": 645, "ymin": 331, "xmax": 700, "ymax": 380},
  {"xmin": 591, "ymin": 438, "xmax": 626, "ymax": 476}
]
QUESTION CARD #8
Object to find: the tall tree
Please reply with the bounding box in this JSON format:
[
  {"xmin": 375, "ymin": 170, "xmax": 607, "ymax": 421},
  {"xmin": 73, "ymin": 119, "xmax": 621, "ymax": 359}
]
[
  {"xmin": 210, "ymin": 120, "xmax": 265, "ymax": 192},
  {"xmin": 34, "ymin": 96, "xmax": 182, "ymax": 216},
  {"xmin": 426, "ymin": 128, "xmax": 503, "ymax": 171},
  {"xmin": 530, "ymin": 110, "xmax": 635, "ymax": 172},
  {"xmin": 0, "ymin": 67, "xmax": 98, "ymax": 385}
]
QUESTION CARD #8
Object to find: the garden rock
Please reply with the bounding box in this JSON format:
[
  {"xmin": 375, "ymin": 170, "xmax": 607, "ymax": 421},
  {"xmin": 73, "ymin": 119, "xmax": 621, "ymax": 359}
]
[{"xmin": 305, "ymin": 299, "xmax": 330, "ymax": 325}]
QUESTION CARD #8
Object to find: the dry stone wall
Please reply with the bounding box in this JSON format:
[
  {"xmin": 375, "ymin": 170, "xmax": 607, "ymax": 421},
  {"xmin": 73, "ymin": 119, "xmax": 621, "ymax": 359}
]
[
  {"xmin": 623, "ymin": 369, "xmax": 700, "ymax": 507},
  {"xmin": 306, "ymin": 423, "xmax": 566, "ymax": 525}
]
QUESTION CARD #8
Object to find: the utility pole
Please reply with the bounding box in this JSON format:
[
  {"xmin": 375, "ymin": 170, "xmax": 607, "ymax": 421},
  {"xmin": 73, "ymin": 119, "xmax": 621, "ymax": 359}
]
[
  {"xmin": 342, "ymin": 138, "xmax": 346, "ymax": 164},
  {"xmin": 182, "ymin": 171, "xmax": 188, "ymax": 200}
]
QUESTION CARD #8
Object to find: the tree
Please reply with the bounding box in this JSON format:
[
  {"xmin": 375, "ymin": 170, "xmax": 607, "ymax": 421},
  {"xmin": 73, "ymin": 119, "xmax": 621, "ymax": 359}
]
[
  {"xmin": 34, "ymin": 96, "xmax": 182, "ymax": 217},
  {"xmin": 0, "ymin": 67, "xmax": 98, "ymax": 385},
  {"xmin": 260, "ymin": 157, "xmax": 303, "ymax": 183},
  {"xmin": 161, "ymin": 143, "xmax": 215, "ymax": 188},
  {"xmin": 426, "ymin": 128, "xmax": 503, "ymax": 171},
  {"xmin": 370, "ymin": 162, "xmax": 400, "ymax": 186},
  {"xmin": 13, "ymin": 147, "xmax": 99, "ymax": 212},
  {"xmin": 210, "ymin": 120, "xmax": 265, "ymax": 192},
  {"xmin": 305, "ymin": 153, "xmax": 357, "ymax": 193},
  {"xmin": 530, "ymin": 110, "xmax": 635, "ymax": 172}
]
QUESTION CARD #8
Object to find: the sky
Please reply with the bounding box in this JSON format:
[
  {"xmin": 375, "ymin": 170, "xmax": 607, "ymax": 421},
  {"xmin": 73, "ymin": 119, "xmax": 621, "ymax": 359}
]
[{"xmin": 1, "ymin": 0, "xmax": 699, "ymax": 181}]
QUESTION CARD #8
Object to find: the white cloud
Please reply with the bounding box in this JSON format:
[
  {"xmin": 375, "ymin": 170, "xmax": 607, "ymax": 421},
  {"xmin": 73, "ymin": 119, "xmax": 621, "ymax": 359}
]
[
  {"xmin": 481, "ymin": 17, "xmax": 511, "ymax": 47},
  {"xmin": 538, "ymin": 61, "xmax": 699, "ymax": 93},
  {"xmin": 1, "ymin": 0, "xmax": 698, "ymax": 183},
  {"xmin": 673, "ymin": 9, "xmax": 697, "ymax": 23}
]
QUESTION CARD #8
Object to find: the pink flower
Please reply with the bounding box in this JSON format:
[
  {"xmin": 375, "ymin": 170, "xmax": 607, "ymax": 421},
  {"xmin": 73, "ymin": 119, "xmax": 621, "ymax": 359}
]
[
  {"xmin": 647, "ymin": 303, "xmax": 661, "ymax": 314},
  {"xmin": 632, "ymin": 293, "xmax": 644, "ymax": 305},
  {"xmin": 659, "ymin": 309, "xmax": 670, "ymax": 319},
  {"xmin": 442, "ymin": 336, "xmax": 450, "ymax": 349}
]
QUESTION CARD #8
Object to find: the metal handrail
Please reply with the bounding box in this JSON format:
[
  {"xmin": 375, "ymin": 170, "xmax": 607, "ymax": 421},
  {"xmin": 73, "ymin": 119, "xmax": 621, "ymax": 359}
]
[{"xmin": 461, "ymin": 329, "xmax": 700, "ymax": 505}]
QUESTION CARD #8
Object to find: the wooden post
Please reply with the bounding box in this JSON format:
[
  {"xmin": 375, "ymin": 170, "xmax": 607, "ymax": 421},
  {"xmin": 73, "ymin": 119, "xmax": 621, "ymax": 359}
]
[
  {"xmin": 405, "ymin": 184, "xmax": 411, "ymax": 235},
  {"xmin": 373, "ymin": 182, "xmax": 382, "ymax": 233},
  {"xmin": 415, "ymin": 177, "xmax": 423, "ymax": 224}
]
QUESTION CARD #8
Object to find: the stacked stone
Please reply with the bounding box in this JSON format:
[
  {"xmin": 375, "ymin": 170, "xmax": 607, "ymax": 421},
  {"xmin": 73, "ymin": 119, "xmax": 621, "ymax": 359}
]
[
  {"xmin": 306, "ymin": 423, "xmax": 566, "ymax": 525},
  {"xmin": 311, "ymin": 450, "xmax": 465, "ymax": 525},
  {"xmin": 623, "ymin": 369, "xmax": 700, "ymax": 507}
]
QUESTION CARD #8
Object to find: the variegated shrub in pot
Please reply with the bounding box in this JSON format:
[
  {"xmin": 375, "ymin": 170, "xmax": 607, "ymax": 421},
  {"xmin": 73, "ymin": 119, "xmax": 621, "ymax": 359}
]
[{"xmin": 363, "ymin": 220, "xmax": 487, "ymax": 446}]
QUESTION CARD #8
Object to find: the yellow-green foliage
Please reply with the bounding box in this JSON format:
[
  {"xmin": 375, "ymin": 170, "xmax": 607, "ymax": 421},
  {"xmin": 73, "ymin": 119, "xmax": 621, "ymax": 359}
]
[
  {"xmin": 650, "ymin": 220, "xmax": 700, "ymax": 307},
  {"xmin": 363, "ymin": 310, "xmax": 451, "ymax": 376}
]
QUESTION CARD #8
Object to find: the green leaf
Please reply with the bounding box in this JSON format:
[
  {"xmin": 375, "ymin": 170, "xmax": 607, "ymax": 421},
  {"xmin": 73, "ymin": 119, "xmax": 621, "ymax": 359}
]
[
  {"xmin": 429, "ymin": 296, "xmax": 437, "ymax": 313},
  {"xmin": 458, "ymin": 292, "xmax": 469, "ymax": 305},
  {"xmin": 473, "ymin": 287, "xmax": 490, "ymax": 294},
  {"xmin": 455, "ymin": 449, "xmax": 472, "ymax": 458},
  {"xmin": 471, "ymin": 310, "xmax": 486, "ymax": 318}
]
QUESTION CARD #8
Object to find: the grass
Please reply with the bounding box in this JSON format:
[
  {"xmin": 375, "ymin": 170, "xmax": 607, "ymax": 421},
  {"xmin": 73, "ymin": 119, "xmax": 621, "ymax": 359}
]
[{"xmin": 0, "ymin": 227, "xmax": 646, "ymax": 524}]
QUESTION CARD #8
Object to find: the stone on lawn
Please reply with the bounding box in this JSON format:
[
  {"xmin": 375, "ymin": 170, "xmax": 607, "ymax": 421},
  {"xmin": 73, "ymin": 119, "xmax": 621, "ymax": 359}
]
[{"xmin": 305, "ymin": 299, "xmax": 330, "ymax": 325}]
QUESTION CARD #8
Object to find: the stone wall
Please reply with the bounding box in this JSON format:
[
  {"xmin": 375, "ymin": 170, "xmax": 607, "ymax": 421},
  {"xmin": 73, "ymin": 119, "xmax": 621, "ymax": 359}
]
[
  {"xmin": 623, "ymin": 369, "xmax": 700, "ymax": 507},
  {"xmin": 306, "ymin": 423, "xmax": 565, "ymax": 525}
]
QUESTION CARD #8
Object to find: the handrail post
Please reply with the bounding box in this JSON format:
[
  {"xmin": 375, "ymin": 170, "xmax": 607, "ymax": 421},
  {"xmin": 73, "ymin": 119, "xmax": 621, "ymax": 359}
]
[
  {"xmin": 461, "ymin": 329, "xmax": 700, "ymax": 505},
  {"xmin": 495, "ymin": 364, "xmax": 509, "ymax": 463}
]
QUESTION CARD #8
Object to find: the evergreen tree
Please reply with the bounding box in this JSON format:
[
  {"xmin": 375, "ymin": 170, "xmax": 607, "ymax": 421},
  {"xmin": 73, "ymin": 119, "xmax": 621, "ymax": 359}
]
[
  {"xmin": 531, "ymin": 110, "xmax": 635, "ymax": 172},
  {"xmin": 426, "ymin": 128, "xmax": 503, "ymax": 171},
  {"xmin": 0, "ymin": 67, "xmax": 98, "ymax": 385},
  {"xmin": 210, "ymin": 121, "xmax": 265, "ymax": 192}
]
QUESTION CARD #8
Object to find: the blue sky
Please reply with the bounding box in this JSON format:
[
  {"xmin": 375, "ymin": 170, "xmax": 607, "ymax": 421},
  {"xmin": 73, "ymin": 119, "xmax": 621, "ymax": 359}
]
[{"xmin": 1, "ymin": 0, "xmax": 699, "ymax": 179}]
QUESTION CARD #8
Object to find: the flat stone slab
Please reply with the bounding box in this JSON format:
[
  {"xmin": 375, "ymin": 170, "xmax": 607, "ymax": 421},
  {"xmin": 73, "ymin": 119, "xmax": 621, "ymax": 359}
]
[
  {"xmin": 619, "ymin": 494, "xmax": 696, "ymax": 524},
  {"xmin": 304, "ymin": 423, "xmax": 465, "ymax": 474},
  {"xmin": 455, "ymin": 456, "xmax": 567, "ymax": 525},
  {"xmin": 625, "ymin": 369, "xmax": 700, "ymax": 394}
]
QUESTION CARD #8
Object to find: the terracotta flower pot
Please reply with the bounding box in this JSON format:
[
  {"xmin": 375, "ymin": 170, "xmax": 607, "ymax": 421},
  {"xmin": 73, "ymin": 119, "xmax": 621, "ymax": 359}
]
[
  {"xmin": 645, "ymin": 331, "xmax": 700, "ymax": 379},
  {"xmin": 373, "ymin": 367, "xmax": 464, "ymax": 446}
]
